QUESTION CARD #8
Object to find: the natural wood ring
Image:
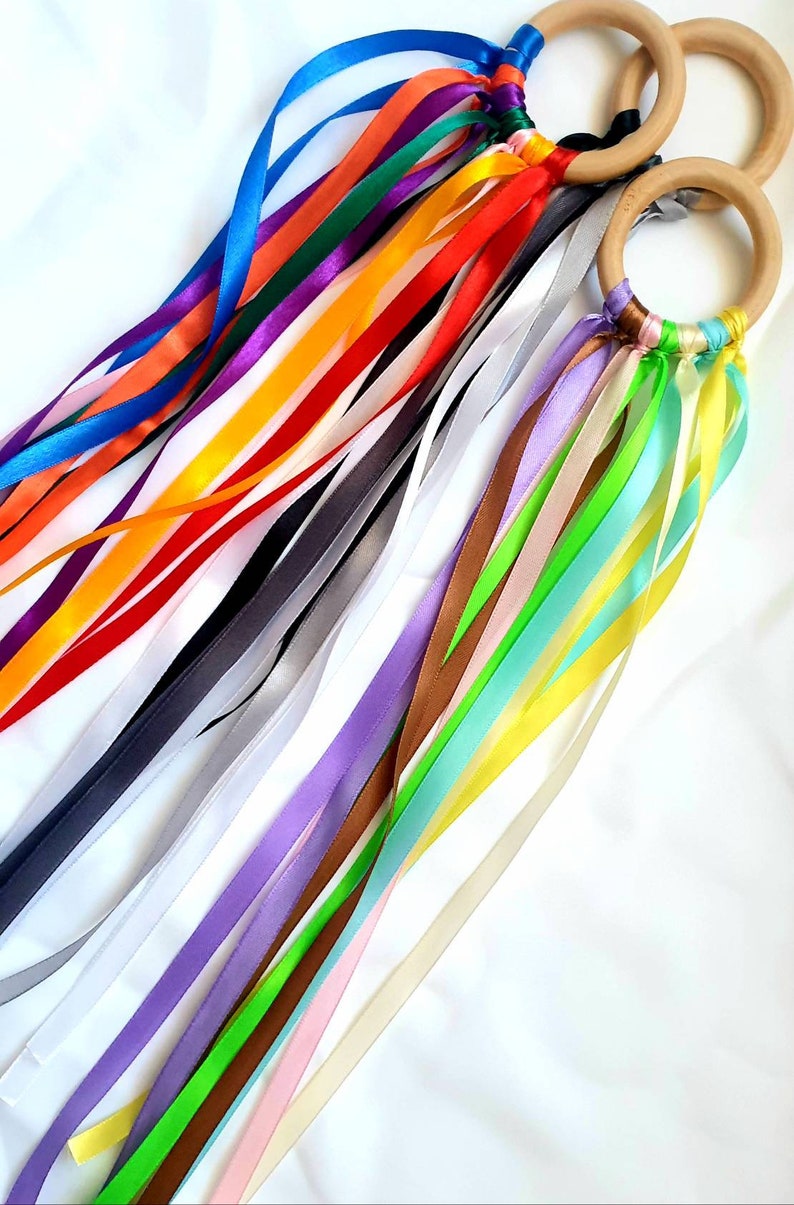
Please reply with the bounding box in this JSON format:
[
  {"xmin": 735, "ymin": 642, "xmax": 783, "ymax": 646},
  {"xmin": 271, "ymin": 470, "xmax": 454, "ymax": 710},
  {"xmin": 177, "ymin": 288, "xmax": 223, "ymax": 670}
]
[
  {"xmin": 529, "ymin": 0, "xmax": 686, "ymax": 183},
  {"xmin": 612, "ymin": 17, "xmax": 794, "ymax": 210},
  {"xmin": 597, "ymin": 156, "xmax": 782, "ymax": 328}
]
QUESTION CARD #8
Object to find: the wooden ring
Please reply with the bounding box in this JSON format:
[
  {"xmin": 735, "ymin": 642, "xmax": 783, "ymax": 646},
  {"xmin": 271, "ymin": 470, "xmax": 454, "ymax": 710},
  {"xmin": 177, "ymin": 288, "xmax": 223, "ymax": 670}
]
[
  {"xmin": 597, "ymin": 156, "xmax": 782, "ymax": 328},
  {"xmin": 529, "ymin": 0, "xmax": 686, "ymax": 183},
  {"xmin": 612, "ymin": 18, "xmax": 794, "ymax": 210}
]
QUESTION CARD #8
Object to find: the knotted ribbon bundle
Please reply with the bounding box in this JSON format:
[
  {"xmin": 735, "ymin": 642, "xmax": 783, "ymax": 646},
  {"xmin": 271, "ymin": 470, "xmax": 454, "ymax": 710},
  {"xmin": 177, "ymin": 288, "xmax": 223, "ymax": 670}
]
[
  {"xmin": 0, "ymin": 0, "xmax": 685, "ymax": 749},
  {"xmin": 204, "ymin": 301, "xmax": 755, "ymax": 1205},
  {"xmin": 82, "ymin": 281, "xmax": 751, "ymax": 1205},
  {"xmin": 198, "ymin": 154, "xmax": 780, "ymax": 1205},
  {"xmin": 0, "ymin": 133, "xmax": 672, "ymax": 1061}
]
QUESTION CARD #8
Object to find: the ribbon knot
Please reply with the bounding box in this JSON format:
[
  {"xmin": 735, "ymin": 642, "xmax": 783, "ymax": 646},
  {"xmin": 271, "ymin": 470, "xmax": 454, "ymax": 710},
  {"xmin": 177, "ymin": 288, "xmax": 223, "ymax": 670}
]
[
  {"xmin": 654, "ymin": 320, "xmax": 679, "ymax": 356},
  {"xmin": 513, "ymin": 130, "xmax": 557, "ymax": 167},
  {"xmin": 634, "ymin": 311, "xmax": 664, "ymax": 354},
  {"xmin": 486, "ymin": 28, "xmax": 543, "ymax": 139},
  {"xmin": 486, "ymin": 73, "xmax": 534, "ymax": 139},
  {"xmin": 675, "ymin": 322, "xmax": 703, "ymax": 360},
  {"xmin": 602, "ymin": 280, "xmax": 636, "ymax": 329},
  {"xmin": 705, "ymin": 306, "xmax": 747, "ymax": 351},
  {"xmin": 499, "ymin": 24, "xmax": 544, "ymax": 75}
]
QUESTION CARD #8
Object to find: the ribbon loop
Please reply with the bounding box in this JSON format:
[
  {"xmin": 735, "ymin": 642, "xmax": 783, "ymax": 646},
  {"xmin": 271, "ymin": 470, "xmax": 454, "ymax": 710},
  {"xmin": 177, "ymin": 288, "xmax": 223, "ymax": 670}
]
[
  {"xmin": 512, "ymin": 130, "xmax": 557, "ymax": 166},
  {"xmin": 501, "ymin": 23, "xmax": 545, "ymax": 74},
  {"xmin": 655, "ymin": 318, "xmax": 680, "ymax": 355},
  {"xmin": 705, "ymin": 306, "xmax": 747, "ymax": 350},
  {"xmin": 602, "ymin": 279, "xmax": 637, "ymax": 329},
  {"xmin": 676, "ymin": 321, "xmax": 705, "ymax": 359}
]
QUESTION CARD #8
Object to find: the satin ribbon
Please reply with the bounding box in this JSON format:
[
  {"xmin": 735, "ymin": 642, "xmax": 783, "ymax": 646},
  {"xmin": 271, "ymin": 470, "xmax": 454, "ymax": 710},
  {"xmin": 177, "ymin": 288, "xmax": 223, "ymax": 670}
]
[
  {"xmin": 0, "ymin": 44, "xmax": 535, "ymax": 556},
  {"xmin": 1, "ymin": 172, "xmax": 722, "ymax": 1195},
  {"xmin": 0, "ymin": 112, "xmax": 474, "ymax": 654},
  {"xmin": 0, "ymin": 302, "xmax": 460, "ymax": 1008},
  {"xmin": 236, "ymin": 408, "xmax": 745, "ymax": 1205},
  {"xmin": 0, "ymin": 263, "xmax": 506, "ymax": 1017},
  {"xmin": 0, "ymin": 92, "xmax": 479, "ymax": 630},
  {"xmin": 38, "ymin": 207, "xmax": 689, "ymax": 1195},
  {"xmin": 32, "ymin": 286, "xmax": 631, "ymax": 1200},
  {"xmin": 87, "ymin": 313, "xmax": 664, "ymax": 1204},
  {"xmin": 225, "ymin": 358, "xmax": 738, "ymax": 1205},
  {"xmin": 0, "ymin": 111, "xmax": 648, "ymax": 746},
  {"xmin": 2, "ymin": 208, "xmax": 615, "ymax": 1205},
  {"xmin": 0, "ymin": 159, "xmax": 497, "ymax": 707},
  {"xmin": 0, "ymin": 122, "xmax": 655, "ymax": 910},
  {"xmin": 0, "ymin": 291, "xmax": 461, "ymax": 868},
  {"xmin": 0, "ymin": 30, "xmax": 517, "ymax": 485},
  {"xmin": 0, "ymin": 100, "xmax": 494, "ymax": 551},
  {"xmin": 0, "ymin": 28, "xmax": 722, "ymax": 1205},
  {"xmin": 0, "ymin": 178, "xmax": 578, "ymax": 1055},
  {"xmin": 0, "ymin": 81, "xmax": 405, "ymax": 466},
  {"xmin": 193, "ymin": 365, "xmax": 638, "ymax": 1204},
  {"xmin": 3, "ymin": 172, "xmax": 674, "ymax": 1205},
  {"xmin": 0, "ymin": 54, "xmax": 556, "ymax": 723},
  {"xmin": 0, "ymin": 147, "xmax": 469, "ymax": 697},
  {"xmin": 0, "ymin": 79, "xmax": 483, "ymax": 582},
  {"xmin": 0, "ymin": 136, "xmax": 550, "ymax": 720},
  {"xmin": 0, "ymin": 187, "xmax": 602, "ymax": 1091}
]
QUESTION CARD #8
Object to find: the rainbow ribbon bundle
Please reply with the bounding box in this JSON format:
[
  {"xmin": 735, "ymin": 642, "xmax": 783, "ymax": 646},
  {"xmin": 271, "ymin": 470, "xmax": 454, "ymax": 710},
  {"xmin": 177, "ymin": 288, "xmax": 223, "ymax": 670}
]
[{"xmin": 0, "ymin": 3, "xmax": 791, "ymax": 1202}]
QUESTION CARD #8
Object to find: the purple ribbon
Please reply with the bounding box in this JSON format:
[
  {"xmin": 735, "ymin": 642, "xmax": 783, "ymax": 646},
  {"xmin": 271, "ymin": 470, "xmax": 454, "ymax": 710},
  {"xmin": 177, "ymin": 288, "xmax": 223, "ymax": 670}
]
[{"xmin": 488, "ymin": 81, "xmax": 528, "ymax": 115}]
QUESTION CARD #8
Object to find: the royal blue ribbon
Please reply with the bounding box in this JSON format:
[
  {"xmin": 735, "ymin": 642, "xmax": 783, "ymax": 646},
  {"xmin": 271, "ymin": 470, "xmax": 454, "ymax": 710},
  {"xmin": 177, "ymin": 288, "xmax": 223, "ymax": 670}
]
[{"xmin": 0, "ymin": 30, "xmax": 505, "ymax": 489}]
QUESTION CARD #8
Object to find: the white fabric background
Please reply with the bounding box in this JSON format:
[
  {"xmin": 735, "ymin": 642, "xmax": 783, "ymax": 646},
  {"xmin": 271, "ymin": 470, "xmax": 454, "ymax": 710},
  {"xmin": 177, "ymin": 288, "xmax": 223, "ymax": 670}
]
[{"xmin": 0, "ymin": 1, "xmax": 793, "ymax": 1202}]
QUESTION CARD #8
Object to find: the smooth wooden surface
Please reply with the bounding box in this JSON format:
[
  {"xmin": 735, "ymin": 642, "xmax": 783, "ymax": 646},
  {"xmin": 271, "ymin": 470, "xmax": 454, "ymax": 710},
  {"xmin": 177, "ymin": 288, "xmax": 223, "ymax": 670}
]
[
  {"xmin": 612, "ymin": 18, "xmax": 794, "ymax": 209},
  {"xmin": 597, "ymin": 156, "xmax": 782, "ymax": 326},
  {"xmin": 529, "ymin": 0, "xmax": 687, "ymax": 183}
]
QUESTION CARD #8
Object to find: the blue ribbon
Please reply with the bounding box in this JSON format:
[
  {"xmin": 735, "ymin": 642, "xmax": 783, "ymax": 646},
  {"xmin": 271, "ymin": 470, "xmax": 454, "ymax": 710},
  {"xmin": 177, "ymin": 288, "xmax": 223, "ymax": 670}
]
[
  {"xmin": 112, "ymin": 82, "xmax": 408, "ymax": 367},
  {"xmin": 0, "ymin": 29, "xmax": 504, "ymax": 487}
]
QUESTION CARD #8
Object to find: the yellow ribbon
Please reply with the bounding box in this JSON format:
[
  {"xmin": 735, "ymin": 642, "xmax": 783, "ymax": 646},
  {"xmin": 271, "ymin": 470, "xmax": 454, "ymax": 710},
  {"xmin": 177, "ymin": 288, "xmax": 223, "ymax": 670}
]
[{"xmin": 67, "ymin": 1094, "xmax": 146, "ymax": 1166}]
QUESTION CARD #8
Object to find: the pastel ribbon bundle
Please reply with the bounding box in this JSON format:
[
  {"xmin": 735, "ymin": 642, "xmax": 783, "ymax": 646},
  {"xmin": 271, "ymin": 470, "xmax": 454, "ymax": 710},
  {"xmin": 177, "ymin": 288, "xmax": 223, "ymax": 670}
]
[{"xmin": 0, "ymin": 4, "xmax": 791, "ymax": 1203}]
